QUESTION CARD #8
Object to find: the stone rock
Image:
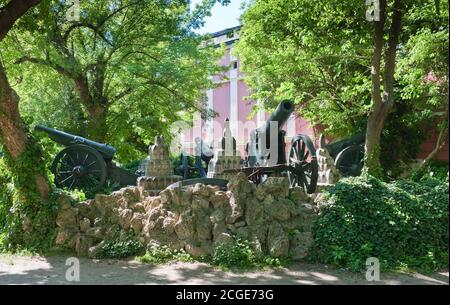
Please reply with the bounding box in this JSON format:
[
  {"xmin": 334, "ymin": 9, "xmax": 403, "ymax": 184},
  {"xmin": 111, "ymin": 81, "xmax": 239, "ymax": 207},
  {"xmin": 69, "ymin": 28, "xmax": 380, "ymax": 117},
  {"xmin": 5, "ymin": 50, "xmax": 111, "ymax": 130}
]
[
  {"xmin": 196, "ymin": 217, "xmax": 212, "ymax": 240},
  {"xmin": 212, "ymin": 223, "xmax": 228, "ymax": 242},
  {"xmin": 267, "ymin": 222, "xmax": 289, "ymax": 258},
  {"xmin": 255, "ymin": 186, "xmax": 266, "ymax": 201},
  {"xmin": 210, "ymin": 191, "xmax": 229, "ymax": 209},
  {"xmin": 185, "ymin": 241, "xmax": 212, "ymax": 257},
  {"xmin": 313, "ymin": 192, "xmax": 330, "ymax": 209},
  {"xmin": 104, "ymin": 225, "xmax": 120, "ymax": 239},
  {"xmin": 226, "ymin": 195, "xmax": 244, "ymax": 224},
  {"xmin": 245, "ymin": 198, "xmax": 264, "ymax": 227},
  {"xmin": 143, "ymin": 197, "xmax": 161, "ymax": 213},
  {"xmin": 85, "ymin": 227, "xmax": 104, "ymax": 240},
  {"xmin": 214, "ymin": 232, "xmax": 232, "ymax": 246},
  {"xmin": 130, "ymin": 202, "xmax": 145, "ymax": 213},
  {"xmin": 130, "ymin": 213, "xmax": 145, "ymax": 234},
  {"xmin": 76, "ymin": 200, "xmax": 96, "ymax": 220},
  {"xmin": 148, "ymin": 206, "xmax": 163, "ymax": 221},
  {"xmin": 162, "ymin": 215, "xmax": 177, "ymax": 234},
  {"xmin": 289, "ymin": 186, "xmax": 310, "ymax": 203},
  {"xmin": 79, "ymin": 218, "xmax": 91, "ymax": 233},
  {"xmin": 93, "ymin": 217, "xmax": 104, "ymax": 227},
  {"xmin": 88, "ymin": 241, "xmax": 105, "ymax": 258},
  {"xmin": 266, "ymin": 200, "xmax": 291, "ymax": 221},
  {"xmin": 206, "ymin": 185, "xmax": 220, "ymax": 194},
  {"xmin": 56, "ymin": 206, "xmax": 78, "ymax": 227},
  {"xmin": 298, "ymin": 203, "xmax": 317, "ymax": 215},
  {"xmin": 259, "ymin": 177, "xmax": 289, "ymax": 199},
  {"xmin": 192, "ymin": 197, "xmax": 210, "ymax": 209},
  {"xmin": 75, "ymin": 234, "xmax": 95, "ymax": 257},
  {"xmin": 209, "ymin": 209, "xmax": 225, "ymax": 224},
  {"xmin": 236, "ymin": 226, "xmax": 250, "ymax": 239},
  {"xmin": 180, "ymin": 188, "xmax": 193, "ymax": 206},
  {"xmin": 55, "ymin": 226, "xmax": 78, "ymax": 247},
  {"xmin": 227, "ymin": 172, "xmax": 254, "ymax": 195},
  {"xmin": 160, "ymin": 189, "xmax": 172, "ymax": 205},
  {"xmin": 291, "ymin": 232, "xmax": 314, "ymax": 260},
  {"xmin": 119, "ymin": 208, "xmax": 133, "ymax": 230},
  {"xmin": 234, "ymin": 221, "xmax": 246, "ymax": 228},
  {"xmin": 174, "ymin": 211, "xmax": 194, "ymax": 240},
  {"xmin": 192, "ymin": 183, "xmax": 211, "ymax": 197},
  {"xmin": 169, "ymin": 187, "xmax": 182, "ymax": 206}
]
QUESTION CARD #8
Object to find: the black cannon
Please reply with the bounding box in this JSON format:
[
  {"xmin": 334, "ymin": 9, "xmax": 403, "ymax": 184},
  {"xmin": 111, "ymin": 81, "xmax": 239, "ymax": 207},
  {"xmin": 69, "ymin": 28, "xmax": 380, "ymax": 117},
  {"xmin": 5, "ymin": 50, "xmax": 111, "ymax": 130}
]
[
  {"xmin": 170, "ymin": 100, "xmax": 319, "ymax": 194},
  {"xmin": 35, "ymin": 125, "xmax": 139, "ymax": 191},
  {"xmin": 242, "ymin": 100, "xmax": 319, "ymax": 193},
  {"xmin": 176, "ymin": 137, "xmax": 214, "ymax": 179},
  {"xmin": 325, "ymin": 132, "xmax": 365, "ymax": 177}
]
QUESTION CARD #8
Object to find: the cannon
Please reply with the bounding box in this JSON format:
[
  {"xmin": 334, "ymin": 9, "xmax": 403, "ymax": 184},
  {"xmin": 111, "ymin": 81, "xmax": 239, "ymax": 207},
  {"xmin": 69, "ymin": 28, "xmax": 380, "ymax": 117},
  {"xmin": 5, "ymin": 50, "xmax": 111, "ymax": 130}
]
[
  {"xmin": 176, "ymin": 137, "xmax": 214, "ymax": 179},
  {"xmin": 325, "ymin": 132, "xmax": 365, "ymax": 177},
  {"xmin": 35, "ymin": 125, "xmax": 139, "ymax": 191},
  {"xmin": 242, "ymin": 100, "xmax": 319, "ymax": 193},
  {"xmin": 169, "ymin": 100, "xmax": 319, "ymax": 194}
]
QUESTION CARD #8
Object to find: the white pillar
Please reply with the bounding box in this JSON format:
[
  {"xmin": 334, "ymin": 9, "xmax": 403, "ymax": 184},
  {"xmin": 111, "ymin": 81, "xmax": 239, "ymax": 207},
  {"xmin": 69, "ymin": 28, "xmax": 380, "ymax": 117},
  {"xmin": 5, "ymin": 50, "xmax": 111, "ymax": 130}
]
[{"xmin": 229, "ymin": 48, "xmax": 238, "ymax": 139}]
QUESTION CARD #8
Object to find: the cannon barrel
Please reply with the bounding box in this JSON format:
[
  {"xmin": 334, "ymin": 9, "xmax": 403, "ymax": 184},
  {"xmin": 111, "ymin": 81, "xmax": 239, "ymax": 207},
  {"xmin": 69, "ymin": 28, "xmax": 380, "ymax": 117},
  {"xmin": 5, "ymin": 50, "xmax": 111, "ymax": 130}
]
[
  {"xmin": 259, "ymin": 100, "xmax": 294, "ymax": 136},
  {"xmin": 325, "ymin": 132, "xmax": 365, "ymax": 159},
  {"xmin": 35, "ymin": 125, "xmax": 116, "ymax": 159}
]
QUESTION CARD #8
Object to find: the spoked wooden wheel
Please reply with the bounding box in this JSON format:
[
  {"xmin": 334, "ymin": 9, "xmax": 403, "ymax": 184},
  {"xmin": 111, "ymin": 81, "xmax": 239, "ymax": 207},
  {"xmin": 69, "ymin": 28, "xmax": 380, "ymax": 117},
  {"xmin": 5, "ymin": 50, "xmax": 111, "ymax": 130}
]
[
  {"xmin": 334, "ymin": 144, "xmax": 364, "ymax": 177},
  {"xmin": 51, "ymin": 144, "xmax": 107, "ymax": 191},
  {"xmin": 287, "ymin": 135, "xmax": 318, "ymax": 194}
]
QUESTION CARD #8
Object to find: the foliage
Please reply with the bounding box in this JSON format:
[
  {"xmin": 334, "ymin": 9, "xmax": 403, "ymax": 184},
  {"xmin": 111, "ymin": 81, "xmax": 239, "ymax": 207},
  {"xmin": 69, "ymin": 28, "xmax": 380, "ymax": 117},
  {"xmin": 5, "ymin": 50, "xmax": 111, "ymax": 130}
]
[
  {"xmin": 95, "ymin": 230, "xmax": 145, "ymax": 259},
  {"xmin": 0, "ymin": 139, "xmax": 59, "ymax": 252},
  {"xmin": 311, "ymin": 174, "xmax": 449, "ymax": 272},
  {"xmin": 137, "ymin": 245, "xmax": 193, "ymax": 264},
  {"xmin": 1, "ymin": 0, "xmax": 228, "ymax": 163},
  {"xmin": 211, "ymin": 236, "xmax": 284, "ymax": 270},
  {"xmin": 235, "ymin": 0, "xmax": 372, "ymax": 138},
  {"xmin": 410, "ymin": 160, "xmax": 449, "ymax": 183},
  {"xmin": 236, "ymin": 0, "xmax": 448, "ymax": 174}
]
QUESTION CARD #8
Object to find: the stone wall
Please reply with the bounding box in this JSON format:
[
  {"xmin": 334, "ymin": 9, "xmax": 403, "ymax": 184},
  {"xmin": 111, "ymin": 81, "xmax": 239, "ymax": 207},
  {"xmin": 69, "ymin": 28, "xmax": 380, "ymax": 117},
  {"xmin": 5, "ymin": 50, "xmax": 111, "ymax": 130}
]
[{"xmin": 55, "ymin": 173, "xmax": 319, "ymax": 260}]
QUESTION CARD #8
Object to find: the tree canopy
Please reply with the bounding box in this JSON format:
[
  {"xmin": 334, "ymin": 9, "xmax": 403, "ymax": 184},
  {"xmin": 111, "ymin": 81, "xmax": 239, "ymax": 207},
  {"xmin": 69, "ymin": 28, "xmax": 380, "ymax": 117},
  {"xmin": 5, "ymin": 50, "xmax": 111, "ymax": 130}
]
[
  {"xmin": 235, "ymin": 0, "xmax": 448, "ymax": 175},
  {"xmin": 1, "ymin": 0, "xmax": 229, "ymax": 162}
]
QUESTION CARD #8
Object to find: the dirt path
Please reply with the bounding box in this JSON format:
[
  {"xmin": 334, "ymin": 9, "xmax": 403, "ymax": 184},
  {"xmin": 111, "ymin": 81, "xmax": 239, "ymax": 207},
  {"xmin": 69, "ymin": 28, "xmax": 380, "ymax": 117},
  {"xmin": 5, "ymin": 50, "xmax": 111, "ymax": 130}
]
[{"xmin": 0, "ymin": 255, "xmax": 448, "ymax": 285}]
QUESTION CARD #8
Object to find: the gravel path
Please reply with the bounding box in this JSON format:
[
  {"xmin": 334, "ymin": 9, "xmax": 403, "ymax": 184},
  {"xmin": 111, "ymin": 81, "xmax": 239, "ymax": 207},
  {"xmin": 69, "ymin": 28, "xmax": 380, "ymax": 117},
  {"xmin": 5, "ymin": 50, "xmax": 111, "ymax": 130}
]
[{"xmin": 0, "ymin": 255, "xmax": 448, "ymax": 285}]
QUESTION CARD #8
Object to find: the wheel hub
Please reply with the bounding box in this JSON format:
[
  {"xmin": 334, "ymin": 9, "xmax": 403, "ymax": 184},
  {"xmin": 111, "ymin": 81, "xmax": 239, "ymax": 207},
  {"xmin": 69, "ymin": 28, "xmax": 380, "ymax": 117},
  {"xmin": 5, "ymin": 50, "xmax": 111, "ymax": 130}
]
[{"xmin": 72, "ymin": 165, "xmax": 86, "ymax": 177}]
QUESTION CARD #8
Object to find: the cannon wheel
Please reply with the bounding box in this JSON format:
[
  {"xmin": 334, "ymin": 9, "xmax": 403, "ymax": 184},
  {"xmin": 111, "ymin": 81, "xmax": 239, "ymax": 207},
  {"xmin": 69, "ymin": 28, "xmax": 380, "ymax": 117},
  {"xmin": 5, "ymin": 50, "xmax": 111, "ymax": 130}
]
[
  {"xmin": 334, "ymin": 144, "xmax": 364, "ymax": 177},
  {"xmin": 287, "ymin": 135, "xmax": 318, "ymax": 194},
  {"xmin": 51, "ymin": 144, "xmax": 107, "ymax": 191}
]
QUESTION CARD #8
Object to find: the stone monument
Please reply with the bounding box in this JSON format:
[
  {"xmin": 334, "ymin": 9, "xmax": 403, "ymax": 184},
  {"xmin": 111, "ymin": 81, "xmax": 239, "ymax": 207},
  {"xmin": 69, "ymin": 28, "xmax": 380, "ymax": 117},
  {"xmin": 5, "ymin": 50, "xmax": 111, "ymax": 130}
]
[
  {"xmin": 137, "ymin": 135, "xmax": 182, "ymax": 196},
  {"xmin": 316, "ymin": 134, "xmax": 340, "ymax": 186},
  {"xmin": 207, "ymin": 118, "xmax": 243, "ymax": 180}
]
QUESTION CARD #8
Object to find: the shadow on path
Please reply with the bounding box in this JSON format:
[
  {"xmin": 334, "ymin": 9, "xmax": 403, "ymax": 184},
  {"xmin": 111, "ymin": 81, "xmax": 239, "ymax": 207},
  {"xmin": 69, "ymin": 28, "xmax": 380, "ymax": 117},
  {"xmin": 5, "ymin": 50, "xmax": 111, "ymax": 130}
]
[{"xmin": 0, "ymin": 255, "xmax": 448, "ymax": 285}]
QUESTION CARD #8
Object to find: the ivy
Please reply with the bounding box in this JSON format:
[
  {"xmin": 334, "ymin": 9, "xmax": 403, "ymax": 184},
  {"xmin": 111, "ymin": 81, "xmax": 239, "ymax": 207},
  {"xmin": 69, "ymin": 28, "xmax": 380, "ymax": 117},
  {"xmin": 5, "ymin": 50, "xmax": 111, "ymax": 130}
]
[
  {"xmin": 310, "ymin": 174, "xmax": 449, "ymax": 272},
  {"xmin": 0, "ymin": 133, "xmax": 58, "ymax": 252}
]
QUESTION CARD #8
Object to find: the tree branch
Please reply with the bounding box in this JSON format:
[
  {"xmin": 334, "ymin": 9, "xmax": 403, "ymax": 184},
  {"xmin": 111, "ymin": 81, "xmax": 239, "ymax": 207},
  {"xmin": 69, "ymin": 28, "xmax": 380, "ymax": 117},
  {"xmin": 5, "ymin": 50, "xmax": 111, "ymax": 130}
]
[{"xmin": 0, "ymin": 0, "xmax": 40, "ymax": 41}]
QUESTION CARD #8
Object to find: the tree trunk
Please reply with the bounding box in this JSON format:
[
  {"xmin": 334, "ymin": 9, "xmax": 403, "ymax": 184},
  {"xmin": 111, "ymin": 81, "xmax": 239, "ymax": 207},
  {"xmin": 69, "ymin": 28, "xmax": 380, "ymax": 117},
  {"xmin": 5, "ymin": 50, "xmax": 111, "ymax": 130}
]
[
  {"xmin": 365, "ymin": 0, "xmax": 403, "ymax": 177},
  {"xmin": 0, "ymin": 63, "xmax": 50, "ymax": 200}
]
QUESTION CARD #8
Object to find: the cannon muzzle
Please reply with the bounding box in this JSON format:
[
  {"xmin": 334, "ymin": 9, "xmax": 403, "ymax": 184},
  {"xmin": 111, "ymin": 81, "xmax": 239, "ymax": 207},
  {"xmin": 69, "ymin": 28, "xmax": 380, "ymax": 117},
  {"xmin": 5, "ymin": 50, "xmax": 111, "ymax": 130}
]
[
  {"xmin": 35, "ymin": 125, "xmax": 116, "ymax": 160},
  {"xmin": 259, "ymin": 100, "xmax": 294, "ymax": 136}
]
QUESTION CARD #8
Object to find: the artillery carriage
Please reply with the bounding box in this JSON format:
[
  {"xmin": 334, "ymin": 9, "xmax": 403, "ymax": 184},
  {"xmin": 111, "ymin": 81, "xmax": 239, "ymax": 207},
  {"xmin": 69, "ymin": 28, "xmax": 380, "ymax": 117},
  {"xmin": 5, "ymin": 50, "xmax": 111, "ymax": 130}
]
[
  {"xmin": 35, "ymin": 100, "xmax": 366, "ymax": 194},
  {"xmin": 35, "ymin": 125, "xmax": 139, "ymax": 191}
]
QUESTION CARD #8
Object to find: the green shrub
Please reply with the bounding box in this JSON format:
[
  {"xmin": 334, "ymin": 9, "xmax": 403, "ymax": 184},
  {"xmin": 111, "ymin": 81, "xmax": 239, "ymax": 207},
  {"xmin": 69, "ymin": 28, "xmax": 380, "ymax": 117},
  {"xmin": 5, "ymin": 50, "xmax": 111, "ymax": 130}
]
[
  {"xmin": 410, "ymin": 160, "xmax": 449, "ymax": 183},
  {"xmin": 211, "ymin": 236, "xmax": 284, "ymax": 270},
  {"xmin": 311, "ymin": 174, "xmax": 449, "ymax": 272},
  {"xmin": 137, "ymin": 245, "xmax": 193, "ymax": 264},
  {"xmin": 95, "ymin": 231, "xmax": 145, "ymax": 259}
]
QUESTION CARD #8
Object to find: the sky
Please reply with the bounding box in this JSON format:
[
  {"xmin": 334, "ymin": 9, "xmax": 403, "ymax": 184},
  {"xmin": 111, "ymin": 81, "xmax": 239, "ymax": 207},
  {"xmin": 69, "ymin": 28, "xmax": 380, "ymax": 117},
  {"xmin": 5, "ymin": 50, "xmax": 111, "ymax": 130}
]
[{"xmin": 190, "ymin": 0, "xmax": 245, "ymax": 34}]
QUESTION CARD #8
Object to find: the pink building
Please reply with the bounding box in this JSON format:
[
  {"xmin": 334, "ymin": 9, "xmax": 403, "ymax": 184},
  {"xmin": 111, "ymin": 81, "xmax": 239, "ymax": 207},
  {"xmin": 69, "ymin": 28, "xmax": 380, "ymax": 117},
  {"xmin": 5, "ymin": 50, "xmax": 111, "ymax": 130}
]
[
  {"xmin": 180, "ymin": 26, "xmax": 315, "ymax": 157},
  {"xmin": 180, "ymin": 26, "xmax": 448, "ymax": 163}
]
